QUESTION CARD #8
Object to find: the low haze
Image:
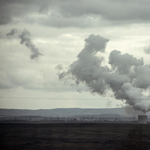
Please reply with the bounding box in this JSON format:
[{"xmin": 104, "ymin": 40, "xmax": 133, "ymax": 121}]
[{"xmin": 0, "ymin": 0, "xmax": 150, "ymax": 112}]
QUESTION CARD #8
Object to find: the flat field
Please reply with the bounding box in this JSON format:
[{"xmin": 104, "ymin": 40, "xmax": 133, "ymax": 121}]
[{"xmin": 0, "ymin": 123, "xmax": 150, "ymax": 150}]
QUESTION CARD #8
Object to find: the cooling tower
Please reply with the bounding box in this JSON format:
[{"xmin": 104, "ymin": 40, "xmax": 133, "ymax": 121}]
[{"xmin": 138, "ymin": 115, "xmax": 147, "ymax": 124}]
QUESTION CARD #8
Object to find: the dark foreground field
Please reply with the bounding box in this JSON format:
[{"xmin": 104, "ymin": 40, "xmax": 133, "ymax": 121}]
[{"xmin": 0, "ymin": 123, "xmax": 150, "ymax": 150}]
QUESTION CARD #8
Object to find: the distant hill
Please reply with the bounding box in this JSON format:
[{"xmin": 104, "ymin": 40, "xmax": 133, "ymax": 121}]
[
  {"xmin": 1, "ymin": 108, "xmax": 150, "ymax": 118},
  {"xmin": 0, "ymin": 108, "xmax": 127, "ymax": 117}
]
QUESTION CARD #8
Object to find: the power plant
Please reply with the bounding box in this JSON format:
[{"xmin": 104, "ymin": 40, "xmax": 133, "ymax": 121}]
[{"xmin": 138, "ymin": 115, "xmax": 147, "ymax": 124}]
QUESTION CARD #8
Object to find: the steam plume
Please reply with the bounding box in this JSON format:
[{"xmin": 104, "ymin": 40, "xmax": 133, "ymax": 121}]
[
  {"xmin": 56, "ymin": 34, "xmax": 150, "ymax": 114},
  {"xmin": 7, "ymin": 29, "xmax": 43, "ymax": 59}
]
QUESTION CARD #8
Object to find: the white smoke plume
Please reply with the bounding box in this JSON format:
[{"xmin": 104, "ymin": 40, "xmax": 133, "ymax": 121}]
[
  {"xmin": 7, "ymin": 29, "xmax": 43, "ymax": 59},
  {"xmin": 56, "ymin": 34, "xmax": 150, "ymax": 114}
]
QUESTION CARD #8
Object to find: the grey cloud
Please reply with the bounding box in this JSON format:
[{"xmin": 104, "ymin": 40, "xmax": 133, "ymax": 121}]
[
  {"xmin": 0, "ymin": 68, "xmax": 40, "ymax": 90},
  {"xmin": 0, "ymin": 0, "xmax": 12, "ymax": 24},
  {"xmin": 6, "ymin": 29, "xmax": 43, "ymax": 59},
  {"xmin": 47, "ymin": 0, "xmax": 150, "ymax": 22},
  {"xmin": 0, "ymin": 15, "xmax": 12, "ymax": 25},
  {"xmin": 7, "ymin": 71, "xmax": 34, "ymax": 87},
  {"xmin": 144, "ymin": 45, "xmax": 150, "ymax": 54},
  {"xmin": 1, "ymin": 0, "xmax": 150, "ymax": 26},
  {"xmin": 0, "ymin": 0, "xmax": 31, "ymax": 25},
  {"xmin": 57, "ymin": 34, "xmax": 150, "ymax": 113},
  {"xmin": 0, "ymin": 72, "xmax": 16, "ymax": 89},
  {"xmin": 39, "ymin": 15, "xmax": 96, "ymax": 28}
]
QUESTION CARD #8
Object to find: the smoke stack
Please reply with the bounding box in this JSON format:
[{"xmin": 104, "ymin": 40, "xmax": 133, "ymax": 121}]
[{"xmin": 138, "ymin": 115, "xmax": 147, "ymax": 124}]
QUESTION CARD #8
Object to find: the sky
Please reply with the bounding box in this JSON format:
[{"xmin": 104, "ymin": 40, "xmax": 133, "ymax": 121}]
[{"xmin": 0, "ymin": 0, "xmax": 150, "ymax": 110}]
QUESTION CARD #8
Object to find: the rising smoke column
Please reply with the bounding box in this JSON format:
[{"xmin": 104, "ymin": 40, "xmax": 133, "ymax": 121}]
[
  {"xmin": 56, "ymin": 34, "xmax": 150, "ymax": 114},
  {"xmin": 7, "ymin": 29, "xmax": 43, "ymax": 59}
]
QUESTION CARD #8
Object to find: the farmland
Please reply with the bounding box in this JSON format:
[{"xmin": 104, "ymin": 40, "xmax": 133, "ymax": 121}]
[{"xmin": 1, "ymin": 123, "xmax": 150, "ymax": 150}]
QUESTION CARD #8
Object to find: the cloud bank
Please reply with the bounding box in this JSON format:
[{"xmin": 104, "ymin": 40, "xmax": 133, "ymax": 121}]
[{"xmin": 1, "ymin": 0, "xmax": 150, "ymax": 27}]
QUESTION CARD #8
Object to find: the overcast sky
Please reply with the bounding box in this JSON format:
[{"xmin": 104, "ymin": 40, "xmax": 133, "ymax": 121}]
[{"xmin": 0, "ymin": 0, "xmax": 150, "ymax": 109}]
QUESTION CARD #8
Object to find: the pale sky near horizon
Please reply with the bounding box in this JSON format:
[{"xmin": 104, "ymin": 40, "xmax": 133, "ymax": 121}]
[{"xmin": 0, "ymin": 0, "xmax": 150, "ymax": 109}]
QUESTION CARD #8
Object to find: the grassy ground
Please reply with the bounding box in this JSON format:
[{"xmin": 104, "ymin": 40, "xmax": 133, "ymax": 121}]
[{"xmin": 0, "ymin": 123, "xmax": 150, "ymax": 149}]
